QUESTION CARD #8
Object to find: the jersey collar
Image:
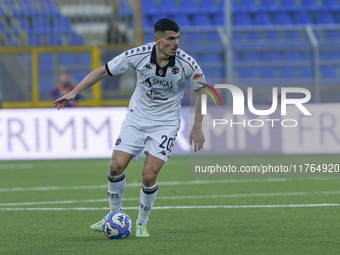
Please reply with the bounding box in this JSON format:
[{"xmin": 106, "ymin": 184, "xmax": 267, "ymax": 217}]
[{"xmin": 150, "ymin": 45, "xmax": 175, "ymax": 67}]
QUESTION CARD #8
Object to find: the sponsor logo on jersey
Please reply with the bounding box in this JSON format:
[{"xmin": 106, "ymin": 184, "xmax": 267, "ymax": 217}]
[
  {"xmin": 144, "ymin": 63, "xmax": 152, "ymax": 69},
  {"xmin": 140, "ymin": 202, "xmax": 152, "ymax": 211},
  {"xmin": 159, "ymin": 150, "xmax": 166, "ymax": 156},
  {"xmin": 113, "ymin": 55, "xmax": 123, "ymax": 64},
  {"xmin": 146, "ymin": 92, "xmax": 168, "ymax": 101},
  {"xmin": 145, "ymin": 78, "xmax": 174, "ymax": 89}
]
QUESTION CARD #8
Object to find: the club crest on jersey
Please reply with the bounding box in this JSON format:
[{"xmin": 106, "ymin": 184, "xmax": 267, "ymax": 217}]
[
  {"xmin": 159, "ymin": 69, "xmax": 164, "ymax": 76},
  {"xmin": 115, "ymin": 137, "xmax": 121, "ymax": 146},
  {"xmin": 172, "ymin": 66, "xmax": 179, "ymax": 75}
]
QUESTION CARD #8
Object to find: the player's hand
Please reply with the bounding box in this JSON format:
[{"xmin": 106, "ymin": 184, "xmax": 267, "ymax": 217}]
[
  {"xmin": 189, "ymin": 127, "xmax": 205, "ymax": 152},
  {"xmin": 53, "ymin": 91, "xmax": 76, "ymax": 110}
]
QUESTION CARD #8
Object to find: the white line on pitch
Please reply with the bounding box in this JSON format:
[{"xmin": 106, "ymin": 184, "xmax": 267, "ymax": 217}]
[
  {"xmin": 1, "ymin": 203, "xmax": 340, "ymax": 211},
  {"xmin": 0, "ymin": 163, "xmax": 34, "ymax": 169},
  {"xmin": 0, "ymin": 178, "xmax": 289, "ymax": 193},
  {"xmin": 1, "ymin": 190, "xmax": 340, "ymax": 207}
]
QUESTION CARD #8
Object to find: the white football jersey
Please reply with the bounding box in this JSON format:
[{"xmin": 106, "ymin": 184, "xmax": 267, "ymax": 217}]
[{"xmin": 105, "ymin": 42, "xmax": 206, "ymax": 124}]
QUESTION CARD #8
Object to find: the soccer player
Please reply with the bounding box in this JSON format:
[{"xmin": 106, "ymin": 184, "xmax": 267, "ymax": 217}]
[{"xmin": 53, "ymin": 18, "xmax": 206, "ymax": 237}]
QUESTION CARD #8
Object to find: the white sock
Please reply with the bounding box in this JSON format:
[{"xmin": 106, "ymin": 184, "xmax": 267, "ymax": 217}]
[
  {"xmin": 107, "ymin": 171, "xmax": 125, "ymax": 212},
  {"xmin": 136, "ymin": 183, "xmax": 158, "ymax": 225}
]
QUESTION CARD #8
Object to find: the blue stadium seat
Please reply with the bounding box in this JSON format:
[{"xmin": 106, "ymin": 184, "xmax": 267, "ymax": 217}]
[
  {"xmin": 143, "ymin": 33, "xmax": 154, "ymax": 43},
  {"xmin": 33, "ymin": 17, "xmax": 50, "ymax": 35},
  {"xmin": 273, "ymin": 12, "xmax": 292, "ymax": 25},
  {"xmin": 198, "ymin": 0, "xmax": 223, "ymax": 14},
  {"xmin": 39, "ymin": 73, "xmax": 54, "ymax": 92},
  {"xmin": 245, "ymin": 31, "xmax": 261, "ymax": 41},
  {"xmin": 301, "ymin": 51, "xmax": 312, "ymax": 60},
  {"xmin": 142, "ymin": 16, "xmax": 153, "ymax": 28},
  {"xmin": 178, "ymin": 0, "xmax": 199, "ymax": 14},
  {"xmin": 48, "ymin": 34, "xmax": 62, "ymax": 46},
  {"xmin": 254, "ymin": 12, "xmax": 272, "ymax": 25},
  {"xmin": 323, "ymin": 0, "xmax": 340, "ymax": 10},
  {"xmin": 140, "ymin": 0, "xmax": 158, "ymax": 15},
  {"xmin": 152, "ymin": 14, "xmax": 173, "ymax": 26},
  {"xmin": 280, "ymin": 67, "xmax": 297, "ymax": 78},
  {"xmin": 173, "ymin": 14, "xmax": 191, "ymax": 26},
  {"xmin": 201, "ymin": 53, "xmax": 222, "ymax": 62},
  {"xmin": 193, "ymin": 14, "xmax": 212, "ymax": 26},
  {"xmin": 213, "ymin": 13, "xmax": 224, "ymax": 26},
  {"xmin": 236, "ymin": 67, "xmax": 255, "ymax": 78},
  {"xmin": 321, "ymin": 66, "xmax": 338, "ymax": 78},
  {"xmin": 159, "ymin": 0, "xmax": 178, "ymax": 14},
  {"xmin": 0, "ymin": 23, "xmax": 5, "ymax": 34},
  {"xmin": 78, "ymin": 53, "xmax": 90, "ymax": 64},
  {"xmin": 54, "ymin": 17, "xmax": 72, "ymax": 33},
  {"xmin": 203, "ymin": 67, "xmax": 224, "ymax": 78},
  {"xmin": 28, "ymin": 35, "xmax": 41, "ymax": 46},
  {"xmin": 39, "ymin": 53, "xmax": 54, "ymax": 71},
  {"xmin": 283, "ymin": 51, "xmax": 301, "ymax": 60},
  {"xmin": 233, "ymin": 13, "xmax": 252, "ymax": 26},
  {"xmin": 118, "ymin": 0, "xmax": 133, "ymax": 16},
  {"xmin": 299, "ymin": 67, "xmax": 312, "ymax": 78},
  {"xmin": 260, "ymin": 68, "xmax": 276, "ymax": 78},
  {"xmin": 243, "ymin": 52, "xmax": 261, "ymax": 61},
  {"xmin": 186, "ymin": 33, "xmax": 202, "ymax": 43},
  {"xmin": 232, "ymin": 32, "xmax": 241, "ymax": 42},
  {"xmin": 59, "ymin": 53, "xmax": 77, "ymax": 66},
  {"xmin": 233, "ymin": 0, "xmax": 258, "ymax": 12},
  {"xmin": 320, "ymin": 50, "xmax": 340, "ymax": 60},
  {"xmin": 263, "ymin": 52, "xmax": 281, "ymax": 61},
  {"xmin": 324, "ymin": 30, "xmax": 340, "ymax": 40},
  {"xmin": 264, "ymin": 31, "xmax": 280, "ymax": 40},
  {"xmin": 68, "ymin": 35, "xmax": 83, "ymax": 45},
  {"xmin": 315, "ymin": 11, "xmax": 335, "ymax": 24},
  {"xmin": 233, "ymin": 52, "xmax": 241, "ymax": 61},
  {"xmin": 294, "ymin": 12, "xmax": 313, "ymax": 24},
  {"xmin": 301, "ymin": 0, "xmax": 319, "ymax": 10},
  {"xmin": 280, "ymin": 0, "xmax": 299, "ymax": 10},
  {"xmin": 189, "ymin": 52, "xmax": 200, "ymax": 61},
  {"xmin": 284, "ymin": 31, "xmax": 301, "ymax": 40},
  {"xmin": 259, "ymin": 0, "xmax": 279, "ymax": 10}
]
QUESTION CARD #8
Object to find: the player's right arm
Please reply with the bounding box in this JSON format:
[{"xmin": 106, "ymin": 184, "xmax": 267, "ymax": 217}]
[{"xmin": 53, "ymin": 65, "xmax": 108, "ymax": 110}]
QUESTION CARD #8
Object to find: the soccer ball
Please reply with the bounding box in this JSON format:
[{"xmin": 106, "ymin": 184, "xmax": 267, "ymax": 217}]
[{"xmin": 102, "ymin": 211, "xmax": 132, "ymax": 239}]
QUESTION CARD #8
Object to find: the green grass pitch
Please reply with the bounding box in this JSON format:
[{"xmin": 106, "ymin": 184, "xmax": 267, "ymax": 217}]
[{"xmin": 0, "ymin": 155, "xmax": 340, "ymax": 255}]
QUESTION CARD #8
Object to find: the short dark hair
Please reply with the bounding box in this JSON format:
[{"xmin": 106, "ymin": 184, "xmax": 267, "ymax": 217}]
[{"xmin": 154, "ymin": 18, "xmax": 180, "ymax": 35}]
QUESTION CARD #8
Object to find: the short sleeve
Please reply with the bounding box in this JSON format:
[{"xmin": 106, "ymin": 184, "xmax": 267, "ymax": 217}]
[
  {"xmin": 186, "ymin": 62, "xmax": 206, "ymax": 91},
  {"xmin": 105, "ymin": 51, "xmax": 133, "ymax": 76}
]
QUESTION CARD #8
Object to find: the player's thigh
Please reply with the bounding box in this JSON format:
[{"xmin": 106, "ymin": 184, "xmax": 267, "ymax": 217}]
[
  {"xmin": 142, "ymin": 153, "xmax": 164, "ymax": 186},
  {"xmin": 145, "ymin": 124, "xmax": 180, "ymax": 163},
  {"xmin": 110, "ymin": 150, "xmax": 135, "ymax": 175},
  {"xmin": 114, "ymin": 117, "xmax": 146, "ymax": 161}
]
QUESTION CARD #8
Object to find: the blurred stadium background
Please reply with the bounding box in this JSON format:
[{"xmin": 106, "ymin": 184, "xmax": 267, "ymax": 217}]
[
  {"xmin": 0, "ymin": 0, "xmax": 340, "ymax": 160},
  {"xmin": 0, "ymin": 0, "xmax": 340, "ymax": 108},
  {"xmin": 1, "ymin": 3, "xmax": 339, "ymax": 253}
]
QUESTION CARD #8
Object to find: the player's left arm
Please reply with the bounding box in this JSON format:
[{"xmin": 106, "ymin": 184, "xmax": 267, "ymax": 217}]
[
  {"xmin": 184, "ymin": 55, "xmax": 206, "ymax": 152},
  {"xmin": 189, "ymin": 88, "xmax": 206, "ymax": 152}
]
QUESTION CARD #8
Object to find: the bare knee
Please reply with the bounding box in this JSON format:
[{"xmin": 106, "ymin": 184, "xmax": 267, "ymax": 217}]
[
  {"xmin": 109, "ymin": 151, "xmax": 134, "ymax": 176},
  {"xmin": 109, "ymin": 159, "xmax": 126, "ymax": 176},
  {"xmin": 142, "ymin": 168, "xmax": 159, "ymax": 187},
  {"xmin": 142, "ymin": 173, "xmax": 157, "ymax": 187}
]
